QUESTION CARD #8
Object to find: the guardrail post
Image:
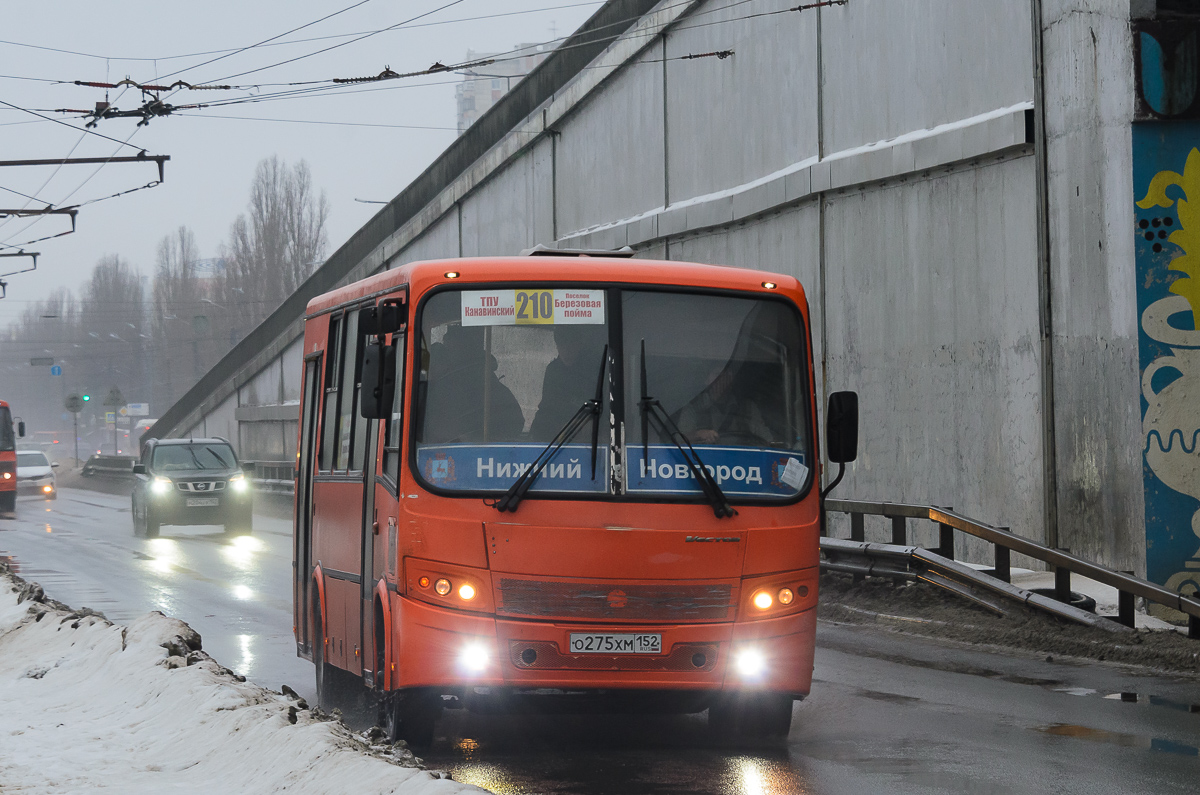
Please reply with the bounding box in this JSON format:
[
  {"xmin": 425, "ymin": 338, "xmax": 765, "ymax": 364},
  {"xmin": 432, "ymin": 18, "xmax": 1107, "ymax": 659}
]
[
  {"xmin": 891, "ymin": 515, "xmax": 906, "ymax": 545},
  {"xmin": 1054, "ymin": 554, "xmax": 1071, "ymax": 603},
  {"xmin": 1118, "ymin": 588, "xmax": 1135, "ymax": 628},
  {"xmin": 993, "ymin": 544, "xmax": 1011, "ymax": 584},
  {"xmin": 850, "ymin": 513, "xmax": 865, "ymax": 583},
  {"xmin": 938, "ymin": 523, "xmax": 955, "ymax": 561}
]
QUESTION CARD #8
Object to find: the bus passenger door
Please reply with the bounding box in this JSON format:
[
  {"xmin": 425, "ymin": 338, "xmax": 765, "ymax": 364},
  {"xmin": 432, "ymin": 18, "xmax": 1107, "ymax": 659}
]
[
  {"xmin": 359, "ymin": 409, "xmax": 379, "ymax": 684},
  {"xmin": 294, "ymin": 355, "xmax": 321, "ymax": 658}
]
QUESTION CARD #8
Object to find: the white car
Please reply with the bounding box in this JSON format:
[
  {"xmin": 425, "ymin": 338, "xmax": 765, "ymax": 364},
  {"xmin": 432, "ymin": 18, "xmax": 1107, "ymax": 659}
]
[{"xmin": 16, "ymin": 450, "xmax": 58, "ymax": 499}]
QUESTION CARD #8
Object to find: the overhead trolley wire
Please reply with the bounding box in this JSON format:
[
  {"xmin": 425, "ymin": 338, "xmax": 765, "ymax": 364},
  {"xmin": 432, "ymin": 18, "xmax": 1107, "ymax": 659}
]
[{"xmin": 0, "ymin": 2, "xmax": 602, "ymax": 64}]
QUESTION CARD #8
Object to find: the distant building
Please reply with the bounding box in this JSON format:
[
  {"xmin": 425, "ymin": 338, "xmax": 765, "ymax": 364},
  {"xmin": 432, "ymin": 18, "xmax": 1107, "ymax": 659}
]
[{"xmin": 456, "ymin": 45, "xmax": 551, "ymax": 134}]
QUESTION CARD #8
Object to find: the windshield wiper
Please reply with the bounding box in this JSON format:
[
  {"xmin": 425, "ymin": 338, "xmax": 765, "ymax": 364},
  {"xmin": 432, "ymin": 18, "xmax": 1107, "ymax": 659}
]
[
  {"xmin": 490, "ymin": 345, "xmax": 608, "ymax": 513},
  {"xmin": 638, "ymin": 339, "xmax": 736, "ymax": 519},
  {"xmin": 186, "ymin": 446, "xmax": 206, "ymax": 470},
  {"xmin": 205, "ymin": 446, "xmax": 230, "ymax": 468}
]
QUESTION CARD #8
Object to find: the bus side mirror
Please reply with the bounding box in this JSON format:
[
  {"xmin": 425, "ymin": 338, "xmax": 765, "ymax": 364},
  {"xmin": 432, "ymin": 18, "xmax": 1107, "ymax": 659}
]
[
  {"xmin": 826, "ymin": 391, "xmax": 859, "ymax": 464},
  {"xmin": 360, "ymin": 340, "xmax": 396, "ymax": 420},
  {"xmin": 360, "ymin": 303, "xmax": 405, "ymax": 337},
  {"xmin": 17, "ymin": 421, "xmax": 25, "ymax": 438}
]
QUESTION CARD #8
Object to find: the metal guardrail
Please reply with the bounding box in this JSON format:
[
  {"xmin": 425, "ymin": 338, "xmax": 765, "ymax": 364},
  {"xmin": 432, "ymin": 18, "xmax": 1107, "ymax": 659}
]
[
  {"xmin": 244, "ymin": 461, "xmax": 295, "ymax": 495},
  {"xmin": 80, "ymin": 454, "xmax": 137, "ymax": 478},
  {"xmin": 824, "ymin": 498, "xmax": 1200, "ymax": 639}
]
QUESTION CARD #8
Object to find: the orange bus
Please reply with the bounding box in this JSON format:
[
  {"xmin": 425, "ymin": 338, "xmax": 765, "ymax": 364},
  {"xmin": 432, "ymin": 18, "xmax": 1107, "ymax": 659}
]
[
  {"xmin": 293, "ymin": 253, "xmax": 857, "ymax": 744},
  {"xmin": 0, "ymin": 400, "xmax": 25, "ymax": 513}
]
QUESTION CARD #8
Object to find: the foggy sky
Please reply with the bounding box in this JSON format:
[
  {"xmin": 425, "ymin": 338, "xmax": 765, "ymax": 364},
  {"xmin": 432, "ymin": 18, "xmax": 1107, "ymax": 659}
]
[{"xmin": 0, "ymin": 0, "xmax": 601, "ymax": 326}]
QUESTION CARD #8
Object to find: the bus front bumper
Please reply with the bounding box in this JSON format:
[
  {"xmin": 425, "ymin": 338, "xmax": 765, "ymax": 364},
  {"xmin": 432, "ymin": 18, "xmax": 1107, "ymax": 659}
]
[{"xmin": 389, "ymin": 595, "xmax": 815, "ymax": 697}]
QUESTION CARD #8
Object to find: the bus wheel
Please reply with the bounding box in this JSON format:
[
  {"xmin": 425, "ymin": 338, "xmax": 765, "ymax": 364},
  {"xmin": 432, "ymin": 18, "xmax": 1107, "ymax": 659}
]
[
  {"xmin": 314, "ymin": 611, "xmax": 336, "ymax": 711},
  {"xmin": 709, "ymin": 694, "xmax": 794, "ymax": 741},
  {"xmin": 382, "ymin": 690, "xmax": 440, "ymax": 749},
  {"xmin": 0, "ymin": 491, "xmax": 15, "ymax": 513}
]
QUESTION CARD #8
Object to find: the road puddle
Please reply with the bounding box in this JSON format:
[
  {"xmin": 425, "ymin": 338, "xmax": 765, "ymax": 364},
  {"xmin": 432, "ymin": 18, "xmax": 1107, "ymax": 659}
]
[{"xmin": 1035, "ymin": 723, "xmax": 1199, "ymax": 756}]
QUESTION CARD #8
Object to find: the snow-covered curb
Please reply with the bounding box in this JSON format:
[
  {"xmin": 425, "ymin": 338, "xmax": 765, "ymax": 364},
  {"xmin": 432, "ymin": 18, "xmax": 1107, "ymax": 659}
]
[{"xmin": 0, "ymin": 567, "xmax": 488, "ymax": 794}]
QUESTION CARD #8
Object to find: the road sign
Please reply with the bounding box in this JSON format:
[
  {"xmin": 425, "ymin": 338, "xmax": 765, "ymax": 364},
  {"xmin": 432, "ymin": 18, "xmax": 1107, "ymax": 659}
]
[
  {"xmin": 119, "ymin": 403, "xmax": 150, "ymax": 417},
  {"xmin": 30, "ymin": 357, "xmax": 53, "ymax": 366},
  {"xmin": 65, "ymin": 394, "xmax": 83, "ymax": 413},
  {"xmin": 103, "ymin": 387, "xmax": 126, "ymax": 407},
  {"xmin": 50, "ymin": 365, "xmax": 62, "ymax": 376},
  {"xmin": 105, "ymin": 411, "xmax": 116, "ymax": 427}
]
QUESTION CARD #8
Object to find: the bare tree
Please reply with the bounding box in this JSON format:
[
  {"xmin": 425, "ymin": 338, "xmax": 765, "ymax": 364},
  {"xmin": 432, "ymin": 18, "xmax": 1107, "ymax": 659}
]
[
  {"xmin": 150, "ymin": 227, "xmax": 201, "ymax": 411},
  {"xmin": 221, "ymin": 156, "xmax": 329, "ymax": 338}
]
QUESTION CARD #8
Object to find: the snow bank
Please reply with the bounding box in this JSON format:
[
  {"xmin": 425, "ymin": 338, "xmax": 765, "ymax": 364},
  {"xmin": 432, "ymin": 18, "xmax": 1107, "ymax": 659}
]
[{"xmin": 0, "ymin": 569, "xmax": 488, "ymax": 795}]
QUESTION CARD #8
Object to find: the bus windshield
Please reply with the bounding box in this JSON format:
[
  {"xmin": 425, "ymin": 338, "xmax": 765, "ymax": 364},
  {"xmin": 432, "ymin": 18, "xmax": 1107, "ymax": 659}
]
[
  {"xmin": 414, "ymin": 286, "xmax": 811, "ymax": 500},
  {"xmin": 0, "ymin": 406, "xmax": 13, "ymax": 452}
]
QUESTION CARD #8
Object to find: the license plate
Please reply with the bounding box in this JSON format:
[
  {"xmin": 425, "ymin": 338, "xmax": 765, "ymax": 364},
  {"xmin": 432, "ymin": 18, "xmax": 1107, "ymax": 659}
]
[
  {"xmin": 186, "ymin": 497, "xmax": 219, "ymax": 507},
  {"xmin": 568, "ymin": 633, "xmax": 662, "ymax": 655}
]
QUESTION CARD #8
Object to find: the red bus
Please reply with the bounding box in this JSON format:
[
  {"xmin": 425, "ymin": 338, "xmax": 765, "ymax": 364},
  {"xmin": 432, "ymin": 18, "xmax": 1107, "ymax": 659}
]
[
  {"xmin": 0, "ymin": 400, "xmax": 25, "ymax": 513},
  {"xmin": 293, "ymin": 254, "xmax": 857, "ymax": 744}
]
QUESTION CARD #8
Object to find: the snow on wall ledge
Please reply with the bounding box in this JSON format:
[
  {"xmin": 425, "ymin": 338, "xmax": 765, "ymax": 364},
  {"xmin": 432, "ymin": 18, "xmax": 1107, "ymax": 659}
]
[{"xmin": 0, "ymin": 568, "xmax": 487, "ymax": 795}]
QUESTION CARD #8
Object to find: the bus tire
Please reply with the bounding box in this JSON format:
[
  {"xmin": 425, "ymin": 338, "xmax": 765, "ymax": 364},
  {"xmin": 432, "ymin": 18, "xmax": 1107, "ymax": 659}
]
[
  {"xmin": 709, "ymin": 693, "xmax": 794, "ymax": 741},
  {"xmin": 383, "ymin": 690, "xmax": 440, "ymax": 749},
  {"xmin": 314, "ymin": 608, "xmax": 336, "ymax": 711},
  {"xmin": 0, "ymin": 491, "xmax": 14, "ymax": 513}
]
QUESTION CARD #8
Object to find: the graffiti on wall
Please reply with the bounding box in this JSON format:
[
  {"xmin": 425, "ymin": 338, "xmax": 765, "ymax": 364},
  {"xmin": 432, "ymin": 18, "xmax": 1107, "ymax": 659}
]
[{"xmin": 1134, "ymin": 121, "xmax": 1200, "ymax": 618}]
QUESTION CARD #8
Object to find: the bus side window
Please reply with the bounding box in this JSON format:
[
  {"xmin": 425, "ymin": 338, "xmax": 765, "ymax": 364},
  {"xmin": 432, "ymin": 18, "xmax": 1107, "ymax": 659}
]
[
  {"xmin": 318, "ymin": 316, "xmax": 343, "ymax": 472},
  {"xmin": 336, "ymin": 310, "xmax": 361, "ymax": 471},
  {"xmin": 382, "ymin": 332, "xmax": 407, "ymax": 484}
]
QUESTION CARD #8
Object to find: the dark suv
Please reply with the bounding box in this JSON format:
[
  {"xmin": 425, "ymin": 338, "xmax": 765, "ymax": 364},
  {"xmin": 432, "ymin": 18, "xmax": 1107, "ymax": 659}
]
[{"xmin": 132, "ymin": 437, "xmax": 254, "ymax": 537}]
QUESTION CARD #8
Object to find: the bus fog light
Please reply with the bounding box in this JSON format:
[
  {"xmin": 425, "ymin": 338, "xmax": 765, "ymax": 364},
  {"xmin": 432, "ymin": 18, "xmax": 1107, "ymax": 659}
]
[
  {"xmin": 778, "ymin": 588, "xmax": 794, "ymax": 605},
  {"xmin": 460, "ymin": 642, "xmax": 489, "ymax": 672},
  {"xmin": 752, "ymin": 590, "xmax": 773, "ymax": 610},
  {"xmin": 458, "ymin": 583, "xmax": 476, "ymax": 601},
  {"xmin": 434, "ymin": 578, "xmax": 452, "ymax": 596},
  {"xmin": 735, "ymin": 648, "xmax": 766, "ymax": 678}
]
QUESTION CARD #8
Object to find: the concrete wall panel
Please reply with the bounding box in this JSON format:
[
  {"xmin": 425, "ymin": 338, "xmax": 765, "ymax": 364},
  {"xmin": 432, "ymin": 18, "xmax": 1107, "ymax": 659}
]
[
  {"xmin": 822, "ymin": 0, "xmax": 1033, "ymax": 153},
  {"xmin": 460, "ymin": 138, "xmax": 554, "ymax": 255},
  {"xmin": 240, "ymin": 358, "xmax": 281, "ymax": 408},
  {"xmin": 666, "ymin": 0, "xmax": 819, "ymax": 200},
  {"xmin": 281, "ymin": 336, "xmax": 304, "ymax": 405},
  {"xmin": 387, "ymin": 212, "xmax": 461, "ymax": 269},
  {"xmin": 823, "ymin": 158, "xmax": 1044, "ymax": 555},
  {"xmin": 556, "ymin": 41, "xmax": 667, "ymax": 236}
]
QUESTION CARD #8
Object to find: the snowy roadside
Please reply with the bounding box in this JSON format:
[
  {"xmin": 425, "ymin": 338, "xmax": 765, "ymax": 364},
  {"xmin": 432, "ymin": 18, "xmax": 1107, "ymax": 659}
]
[{"xmin": 0, "ymin": 565, "xmax": 489, "ymax": 795}]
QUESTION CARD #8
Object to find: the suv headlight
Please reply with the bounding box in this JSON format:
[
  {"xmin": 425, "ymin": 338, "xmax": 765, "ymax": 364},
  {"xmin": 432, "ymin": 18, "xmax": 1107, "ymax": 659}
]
[
  {"xmin": 229, "ymin": 473, "xmax": 249, "ymax": 493},
  {"xmin": 151, "ymin": 476, "xmax": 172, "ymax": 495}
]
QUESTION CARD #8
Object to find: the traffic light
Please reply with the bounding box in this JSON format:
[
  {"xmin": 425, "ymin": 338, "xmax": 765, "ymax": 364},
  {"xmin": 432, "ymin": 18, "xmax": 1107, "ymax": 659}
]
[{"xmin": 81, "ymin": 394, "xmax": 91, "ymax": 402}]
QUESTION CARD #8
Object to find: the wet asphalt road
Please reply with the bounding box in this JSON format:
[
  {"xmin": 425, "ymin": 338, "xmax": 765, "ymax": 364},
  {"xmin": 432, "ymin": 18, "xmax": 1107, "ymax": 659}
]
[{"xmin": 2, "ymin": 488, "xmax": 1198, "ymax": 794}]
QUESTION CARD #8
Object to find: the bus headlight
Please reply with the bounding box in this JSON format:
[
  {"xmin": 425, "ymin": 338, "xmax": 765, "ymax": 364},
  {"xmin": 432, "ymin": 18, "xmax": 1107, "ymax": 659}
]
[
  {"xmin": 458, "ymin": 583, "xmax": 476, "ymax": 601},
  {"xmin": 229, "ymin": 473, "xmax": 248, "ymax": 493},
  {"xmin": 460, "ymin": 641, "xmax": 489, "ymax": 673},
  {"xmin": 151, "ymin": 476, "xmax": 172, "ymax": 495},
  {"xmin": 752, "ymin": 591, "xmax": 773, "ymax": 610},
  {"xmin": 735, "ymin": 648, "xmax": 767, "ymax": 678}
]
